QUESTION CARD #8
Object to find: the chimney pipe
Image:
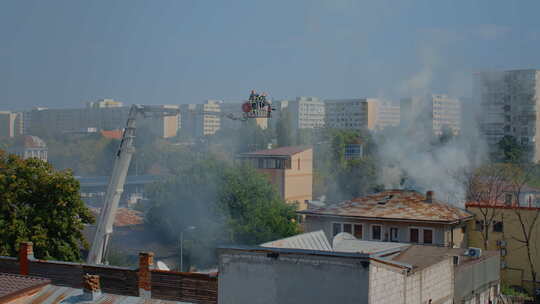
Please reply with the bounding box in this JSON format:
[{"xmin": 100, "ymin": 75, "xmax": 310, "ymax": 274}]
[
  {"xmin": 426, "ymin": 191, "xmax": 434, "ymax": 203},
  {"xmin": 138, "ymin": 252, "xmax": 154, "ymax": 298},
  {"xmin": 83, "ymin": 274, "xmax": 102, "ymax": 301}
]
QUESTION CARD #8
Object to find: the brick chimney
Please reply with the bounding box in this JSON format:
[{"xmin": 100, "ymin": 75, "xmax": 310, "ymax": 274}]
[
  {"xmin": 426, "ymin": 190, "xmax": 434, "ymax": 203},
  {"xmin": 138, "ymin": 252, "xmax": 154, "ymax": 298},
  {"xmin": 83, "ymin": 274, "xmax": 102, "ymax": 301},
  {"xmin": 19, "ymin": 242, "xmax": 34, "ymax": 275}
]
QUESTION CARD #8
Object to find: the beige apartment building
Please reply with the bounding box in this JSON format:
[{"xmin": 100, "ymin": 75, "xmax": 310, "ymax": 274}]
[
  {"xmin": 475, "ymin": 69, "xmax": 540, "ymax": 162},
  {"xmin": 0, "ymin": 111, "xmax": 23, "ymax": 138},
  {"xmin": 375, "ymin": 102, "xmax": 400, "ymax": 130},
  {"xmin": 179, "ymin": 100, "xmax": 221, "ymax": 137},
  {"xmin": 138, "ymin": 104, "xmax": 179, "ymax": 138},
  {"xmin": 401, "ymin": 94, "xmax": 461, "ymax": 136},
  {"xmin": 238, "ymin": 146, "xmax": 313, "ymax": 210}
]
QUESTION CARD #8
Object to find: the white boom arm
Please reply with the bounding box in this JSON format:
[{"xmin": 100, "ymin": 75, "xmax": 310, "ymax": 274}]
[{"xmin": 87, "ymin": 104, "xmax": 179, "ymax": 265}]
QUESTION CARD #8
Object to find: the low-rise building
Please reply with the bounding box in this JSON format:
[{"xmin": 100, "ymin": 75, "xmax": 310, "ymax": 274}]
[
  {"xmin": 238, "ymin": 146, "xmax": 312, "ymax": 210},
  {"xmin": 298, "ymin": 189, "xmax": 473, "ymax": 247},
  {"xmin": 218, "ymin": 231, "xmax": 500, "ymax": 304},
  {"xmin": 466, "ymin": 199, "xmax": 540, "ymax": 294},
  {"xmin": 8, "ymin": 135, "xmax": 48, "ymax": 161}
]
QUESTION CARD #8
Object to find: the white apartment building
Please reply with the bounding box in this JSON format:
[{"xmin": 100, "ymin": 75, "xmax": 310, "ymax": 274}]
[
  {"xmin": 401, "ymin": 94, "xmax": 461, "ymax": 136},
  {"xmin": 0, "ymin": 111, "xmax": 23, "ymax": 138},
  {"xmin": 475, "ymin": 69, "xmax": 540, "ymax": 162},
  {"xmin": 288, "ymin": 97, "xmax": 325, "ymax": 131}
]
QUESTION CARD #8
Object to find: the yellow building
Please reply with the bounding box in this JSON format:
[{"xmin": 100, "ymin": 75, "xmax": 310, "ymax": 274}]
[
  {"xmin": 466, "ymin": 202, "xmax": 540, "ymax": 292},
  {"xmin": 238, "ymin": 146, "xmax": 313, "ymax": 210}
]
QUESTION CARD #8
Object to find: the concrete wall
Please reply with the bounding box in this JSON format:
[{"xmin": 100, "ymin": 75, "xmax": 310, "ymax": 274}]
[
  {"xmin": 218, "ymin": 248, "xmax": 370, "ymax": 304},
  {"xmin": 454, "ymin": 254, "xmax": 500, "ymax": 303},
  {"xmin": 305, "ymin": 215, "xmax": 467, "ymax": 247},
  {"xmin": 369, "ymin": 261, "xmax": 407, "ymax": 303}
]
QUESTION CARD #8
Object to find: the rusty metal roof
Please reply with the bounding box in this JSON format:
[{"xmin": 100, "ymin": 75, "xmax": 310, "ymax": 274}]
[
  {"xmin": 0, "ymin": 273, "xmax": 50, "ymax": 303},
  {"xmin": 24, "ymin": 284, "xmax": 192, "ymax": 304},
  {"xmin": 299, "ymin": 190, "xmax": 473, "ymax": 223},
  {"xmin": 239, "ymin": 146, "xmax": 311, "ymax": 157}
]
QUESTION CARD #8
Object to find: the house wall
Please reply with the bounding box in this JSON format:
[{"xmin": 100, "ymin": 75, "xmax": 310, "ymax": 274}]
[
  {"xmin": 305, "ymin": 215, "xmax": 467, "ymax": 247},
  {"xmin": 369, "ymin": 261, "xmax": 407, "ymax": 303},
  {"xmin": 218, "ymin": 248, "xmax": 370, "ymax": 304},
  {"xmin": 467, "ymin": 206, "xmax": 540, "ymax": 292},
  {"xmin": 284, "ymin": 149, "xmax": 313, "ymax": 210}
]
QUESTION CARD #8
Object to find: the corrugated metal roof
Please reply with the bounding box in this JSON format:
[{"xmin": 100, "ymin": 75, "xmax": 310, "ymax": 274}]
[
  {"xmin": 0, "ymin": 273, "xmax": 50, "ymax": 303},
  {"xmin": 332, "ymin": 234, "xmax": 410, "ymax": 254},
  {"xmin": 299, "ymin": 190, "xmax": 473, "ymax": 223},
  {"xmin": 260, "ymin": 230, "xmax": 332, "ymax": 251},
  {"xmin": 24, "ymin": 285, "xmax": 192, "ymax": 304}
]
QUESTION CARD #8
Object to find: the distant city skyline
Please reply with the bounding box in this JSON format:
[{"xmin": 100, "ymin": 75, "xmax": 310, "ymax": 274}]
[{"xmin": 2, "ymin": 0, "xmax": 540, "ymax": 110}]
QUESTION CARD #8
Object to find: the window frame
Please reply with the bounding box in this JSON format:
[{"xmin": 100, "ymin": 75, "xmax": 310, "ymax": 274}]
[
  {"xmin": 409, "ymin": 227, "xmax": 420, "ymax": 243},
  {"xmin": 409, "ymin": 226, "xmax": 436, "ymax": 244},
  {"xmin": 353, "ymin": 223, "xmax": 364, "ymax": 240},
  {"xmin": 422, "ymin": 228, "xmax": 434, "ymax": 244},
  {"xmin": 370, "ymin": 224, "xmax": 383, "ymax": 241},
  {"xmin": 389, "ymin": 227, "xmax": 399, "ymax": 242},
  {"xmin": 332, "ymin": 222, "xmax": 364, "ymax": 240}
]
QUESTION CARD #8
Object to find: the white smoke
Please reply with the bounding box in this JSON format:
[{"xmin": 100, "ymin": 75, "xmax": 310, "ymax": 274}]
[{"xmin": 376, "ymin": 48, "xmax": 488, "ymax": 206}]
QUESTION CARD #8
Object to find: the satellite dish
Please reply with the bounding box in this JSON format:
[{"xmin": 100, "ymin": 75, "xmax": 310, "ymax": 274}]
[
  {"xmin": 157, "ymin": 261, "xmax": 170, "ymax": 271},
  {"xmin": 332, "ymin": 232, "xmax": 356, "ymax": 249}
]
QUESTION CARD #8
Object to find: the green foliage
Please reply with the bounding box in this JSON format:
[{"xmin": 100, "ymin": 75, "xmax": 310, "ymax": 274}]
[
  {"xmin": 0, "ymin": 150, "xmax": 94, "ymax": 261},
  {"xmin": 498, "ymin": 135, "xmax": 526, "ymax": 163},
  {"xmin": 501, "ymin": 285, "xmax": 532, "ymax": 299},
  {"xmin": 276, "ymin": 107, "xmax": 294, "ymax": 147},
  {"xmin": 106, "ymin": 248, "xmax": 138, "ymax": 267},
  {"xmin": 145, "ymin": 158, "xmax": 298, "ymax": 268}
]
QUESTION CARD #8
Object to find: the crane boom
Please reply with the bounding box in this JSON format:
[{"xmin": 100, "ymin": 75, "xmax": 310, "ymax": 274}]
[{"xmin": 87, "ymin": 104, "xmax": 179, "ymax": 265}]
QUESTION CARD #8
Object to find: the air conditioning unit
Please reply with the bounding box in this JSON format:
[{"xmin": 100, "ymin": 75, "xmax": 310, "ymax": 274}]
[
  {"xmin": 501, "ymin": 261, "xmax": 507, "ymax": 269},
  {"xmin": 464, "ymin": 247, "xmax": 482, "ymax": 258},
  {"xmin": 501, "ymin": 248, "xmax": 507, "ymax": 257},
  {"xmin": 496, "ymin": 240, "xmax": 507, "ymax": 247}
]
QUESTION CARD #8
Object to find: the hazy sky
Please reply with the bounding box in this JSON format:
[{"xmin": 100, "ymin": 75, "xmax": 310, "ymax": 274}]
[{"xmin": 1, "ymin": 0, "xmax": 540, "ymax": 109}]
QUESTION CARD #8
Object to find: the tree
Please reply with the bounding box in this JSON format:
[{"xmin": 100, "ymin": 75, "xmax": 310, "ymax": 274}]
[
  {"xmin": 498, "ymin": 135, "xmax": 526, "ymax": 163},
  {"xmin": 276, "ymin": 108, "xmax": 294, "ymax": 147},
  {"xmin": 0, "ymin": 150, "xmax": 94, "ymax": 261},
  {"xmin": 464, "ymin": 163, "xmax": 512, "ymax": 249},
  {"xmin": 145, "ymin": 158, "xmax": 298, "ymax": 269}
]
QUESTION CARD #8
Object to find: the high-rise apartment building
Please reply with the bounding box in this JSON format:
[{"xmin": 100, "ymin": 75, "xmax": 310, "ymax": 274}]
[
  {"xmin": 401, "ymin": 94, "xmax": 461, "ymax": 136},
  {"xmin": 138, "ymin": 105, "xmax": 179, "ymax": 138},
  {"xmin": 375, "ymin": 102, "xmax": 400, "ymax": 131},
  {"xmin": 288, "ymin": 97, "xmax": 325, "ymax": 131},
  {"xmin": 475, "ymin": 69, "xmax": 540, "ymax": 162},
  {"xmin": 325, "ymin": 98, "xmax": 378, "ymax": 131},
  {"xmin": 179, "ymin": 100, "xmax": 221, "ymax": 137},
  {"xmin": 0, "ymin": 111, "xmax": 23, "ymax": 138}
]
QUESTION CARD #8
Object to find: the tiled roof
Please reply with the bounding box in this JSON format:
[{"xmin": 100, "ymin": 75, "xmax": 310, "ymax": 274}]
[
  {"xmin": 240, "ymin": 146, "xmax": 311, "ymax": 157},
  {"xmin": 89, "ymin": 208, "xmax": 143, "ymax": 227},
  {"xmin": 0, "ymin": 273, "xmax": 50, "ymax": 303},
  {"xmin": 299, "ymin": 190, "xmax": 473, "ymax": 223},
  {"xmin": 100, "ymin": 130, "xmax": 123, "ymax": 140},
  {"xmin": 261, "ymin": 230, "xmax": 332, "ymax": 251}
]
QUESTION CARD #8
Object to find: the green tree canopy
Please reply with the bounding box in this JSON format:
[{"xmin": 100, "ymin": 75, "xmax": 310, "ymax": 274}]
[
  {"xmin": 145, "ymin": 158, "xmax": 298, "ymax": 268},
  {"xmin": 0, "ymin": 150, "xmax": 94, "ymax": 261},
  {"xmin": 498, "ymin": 135, "xmax": 526, "ymax": 163}
]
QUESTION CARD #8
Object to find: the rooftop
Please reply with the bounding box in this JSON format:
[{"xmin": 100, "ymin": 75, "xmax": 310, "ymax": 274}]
[
  {"xmin": 100, "ymin": 129, "xmax": 123, "ymax": 140},
  {"xmin": 298, "ymin": 190, "xmax": 473, "ymax": 224},
  {"xmin": 89, "ymin": 208, "xmax": 143, "ymax": 227},
  {"xmin": 261, "ymin": 230, "xmax": 332, "ymax": 251},
  {"xmin": 0, "ymin": 273, "xmax": 50, "ymax": 303},
  {"xmin": 239, "ymin": 145, "xmax": 311, "ymax": 157}
]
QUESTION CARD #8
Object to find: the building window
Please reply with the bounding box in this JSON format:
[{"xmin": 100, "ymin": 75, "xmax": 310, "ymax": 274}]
[
  {"xmin": 390, "ymin": 227, "xmax": 399, "ymax": 242},
  {"xmin": 493, "ymin": 221, "xmax": 504, "ymax": 232},
  {"xmin": 354, "ymin": 224, "xmax": 363, "ymax": 239},
  {"xmin": 371, "ymin": 225, "xmax": 382, "ymax": 241},
  {"xmin": 505, "ymin": 194, "xmax": 513, "ymax": 206},
  {"xmin": 475, "ymin": 220, "xmax": 484, "ymax": 231},
  {"xmin": 423, "ymin": 229, "xmax": 433, "ymax": 244},
  {"xmin": 343, "ymin": 223, "xmax": 352, "ymax": 234},
  {"xmin": 410, "ymin": 228, "xmax": 419, "ymax": 243},
  {"xmin": 332, "ymin": 223, "xmax": 342, "ymax": 236},
  {"xmin": 297, "ymin": 159, "xmax": 301, "ymax": 170}
]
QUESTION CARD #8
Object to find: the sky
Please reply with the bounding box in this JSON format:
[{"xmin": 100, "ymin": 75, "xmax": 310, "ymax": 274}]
[{"xmin": 1, "ymin": 0, "xmax": 540, "ymax": 109}]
